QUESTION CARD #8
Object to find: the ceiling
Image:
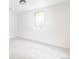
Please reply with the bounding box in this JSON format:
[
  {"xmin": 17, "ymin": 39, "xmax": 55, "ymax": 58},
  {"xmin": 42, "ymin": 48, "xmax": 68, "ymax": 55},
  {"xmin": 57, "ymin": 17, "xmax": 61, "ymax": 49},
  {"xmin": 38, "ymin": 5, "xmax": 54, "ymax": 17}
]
[{"xmin": 9, "ymin": 0, "xmax": 69, "ymax": 11}]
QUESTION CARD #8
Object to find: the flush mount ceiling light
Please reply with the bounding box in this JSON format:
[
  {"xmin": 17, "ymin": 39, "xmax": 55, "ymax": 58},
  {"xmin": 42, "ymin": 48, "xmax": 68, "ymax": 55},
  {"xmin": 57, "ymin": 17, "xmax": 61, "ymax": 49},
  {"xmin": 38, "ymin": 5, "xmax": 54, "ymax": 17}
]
[{"xmin": 19, "ymin": 0, "xmax": 26, "ymax": 4}]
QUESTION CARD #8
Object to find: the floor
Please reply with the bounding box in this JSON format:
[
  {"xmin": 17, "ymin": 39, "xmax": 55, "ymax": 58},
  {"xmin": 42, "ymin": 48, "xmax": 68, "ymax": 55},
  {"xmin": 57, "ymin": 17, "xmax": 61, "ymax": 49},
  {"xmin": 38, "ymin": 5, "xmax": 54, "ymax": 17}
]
[{"xmin": 9, "ymin": 37, "xmax": 70, "ymax": 59}]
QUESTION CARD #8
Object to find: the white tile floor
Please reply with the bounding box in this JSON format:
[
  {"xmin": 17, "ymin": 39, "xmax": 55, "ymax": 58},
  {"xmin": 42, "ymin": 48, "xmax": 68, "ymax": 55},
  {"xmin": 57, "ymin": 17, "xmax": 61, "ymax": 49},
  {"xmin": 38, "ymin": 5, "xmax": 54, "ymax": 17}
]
[{"xmin": 9, "ymin": 37, "xmax": 70, "ymax": 59}]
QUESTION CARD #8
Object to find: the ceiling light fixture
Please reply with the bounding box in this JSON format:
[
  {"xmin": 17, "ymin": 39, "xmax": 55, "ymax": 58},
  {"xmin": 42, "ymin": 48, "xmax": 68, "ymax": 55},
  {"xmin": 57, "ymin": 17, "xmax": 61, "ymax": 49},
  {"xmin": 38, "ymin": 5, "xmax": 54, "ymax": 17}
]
[{"xmin": 19, "ymin": 0, "xmax": 26, "ymax": 4}]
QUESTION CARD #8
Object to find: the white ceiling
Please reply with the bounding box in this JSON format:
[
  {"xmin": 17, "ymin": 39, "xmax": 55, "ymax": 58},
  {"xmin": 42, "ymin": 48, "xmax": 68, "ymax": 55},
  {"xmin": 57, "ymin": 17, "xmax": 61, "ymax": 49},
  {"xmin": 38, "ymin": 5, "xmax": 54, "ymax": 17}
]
[{"xmin": 9, "ymin": 0, "xmax": 69, "ymax": 11}]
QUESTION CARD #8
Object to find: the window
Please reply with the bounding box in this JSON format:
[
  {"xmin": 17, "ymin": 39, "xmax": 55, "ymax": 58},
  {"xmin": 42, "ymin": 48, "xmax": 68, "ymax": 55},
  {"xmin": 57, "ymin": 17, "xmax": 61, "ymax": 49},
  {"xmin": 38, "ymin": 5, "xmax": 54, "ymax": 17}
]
[{"xmin": 34, "ymin": 11, "xmax": 45, "ymax": 30}]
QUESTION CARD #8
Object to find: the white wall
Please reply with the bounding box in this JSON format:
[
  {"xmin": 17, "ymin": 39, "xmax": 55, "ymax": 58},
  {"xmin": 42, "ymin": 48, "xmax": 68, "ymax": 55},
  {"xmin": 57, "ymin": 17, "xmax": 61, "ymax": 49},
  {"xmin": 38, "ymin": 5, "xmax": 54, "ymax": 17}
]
[
  {"xmin": 17, "ymin": 2, "xmax": 70, "ymax": 49},
  {"xmin": 9, "ymin": 10, "xmax": 18, "ymax": 39}
]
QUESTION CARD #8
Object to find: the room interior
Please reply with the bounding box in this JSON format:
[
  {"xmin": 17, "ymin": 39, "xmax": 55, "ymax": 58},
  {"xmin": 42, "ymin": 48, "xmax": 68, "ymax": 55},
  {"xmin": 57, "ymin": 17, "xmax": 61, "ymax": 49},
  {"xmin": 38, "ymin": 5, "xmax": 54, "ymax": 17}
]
[{"xmin": 9, "ymin": 0, "xmax": 70, "ymax": 59}]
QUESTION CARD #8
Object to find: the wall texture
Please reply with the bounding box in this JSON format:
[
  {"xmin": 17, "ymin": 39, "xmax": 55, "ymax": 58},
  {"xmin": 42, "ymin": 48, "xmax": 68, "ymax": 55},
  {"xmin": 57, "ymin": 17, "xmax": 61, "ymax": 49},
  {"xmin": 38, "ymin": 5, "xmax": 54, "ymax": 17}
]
[
  {"xmin": 16, "ymin": 2, "xmax": 70, "ymax": 49},
  {"xmin": 9, "ymin": 10, "xmax": 18, "ymax": 38}
]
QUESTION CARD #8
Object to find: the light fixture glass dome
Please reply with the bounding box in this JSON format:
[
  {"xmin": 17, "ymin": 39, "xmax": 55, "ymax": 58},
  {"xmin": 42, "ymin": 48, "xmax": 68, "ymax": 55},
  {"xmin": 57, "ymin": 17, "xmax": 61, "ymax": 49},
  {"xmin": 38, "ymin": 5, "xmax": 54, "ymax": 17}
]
[{"xmin": 19, "ymin": 0, "xmax": 26, "ymax": 4}]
